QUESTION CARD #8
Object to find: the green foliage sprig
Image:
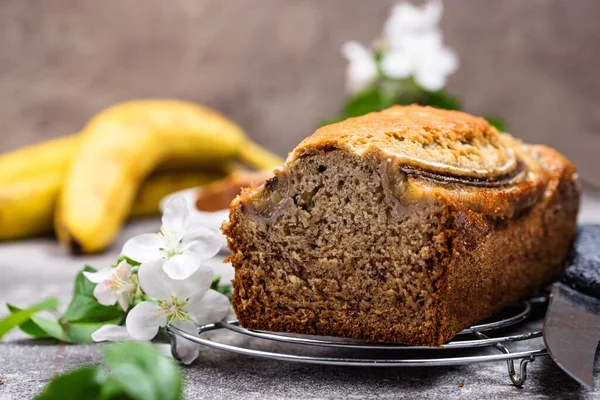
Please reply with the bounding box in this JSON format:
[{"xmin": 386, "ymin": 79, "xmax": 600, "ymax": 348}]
[
  {"xmin": 324, "ymin": 76, "xmax": 507, "ymax": 132},
  {"xmin": 35, "ymin": 342, "xmax": 182, "ymax": 400},
  {"xmin": 0, "ymin": 266, "xmax": 230, "ymax": 344}
]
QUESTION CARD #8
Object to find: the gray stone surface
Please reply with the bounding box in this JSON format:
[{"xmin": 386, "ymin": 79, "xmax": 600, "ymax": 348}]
[{"xmin": 1, "ymin": 189, "xmax": 600, "ymax": 399}]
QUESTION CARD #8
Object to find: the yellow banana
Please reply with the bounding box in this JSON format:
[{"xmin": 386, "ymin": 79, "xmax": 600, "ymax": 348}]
[
  {"xmin": 238, "ymin": 139, "xmax": 285, "ymax": 172},
  {"xmin": 0, "ymin": 169, "xmax": 64, "ymax": 240},
  {"xmin": 0, "ymin": 135, "xmax": 230, "ymax": 240},
  {"xmin": 0, "ymin": 121, "xmax": 280, "ymax": 182},
  {"xmin": 56, "ymin": 99, "xmax": 282, "ymax": 253},
  {"xmin": 0, "ymin": 168, "xmax": 226, "ymax": 240},
  {"xmin": 0, "ymin": 135, "xmax": 78, "ymax": 183}
]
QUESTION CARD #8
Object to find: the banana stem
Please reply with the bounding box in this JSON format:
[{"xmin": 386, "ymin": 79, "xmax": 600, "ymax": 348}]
[{"xmin": 239, "ymin": 140, "xmax": 285, "ymax": 170}]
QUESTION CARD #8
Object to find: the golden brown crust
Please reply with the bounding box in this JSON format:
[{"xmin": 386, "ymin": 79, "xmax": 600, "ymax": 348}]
[
  {"xmin": 290, "ymin": 105, "xmax": 516, "ymax": 179},
  {"xmin": 434, "ymin": 144, "xmax": 580, "ymax": 342},
  {"xmin": 224, "ymin": 105, "xmax": 581, "ymax": 346}
]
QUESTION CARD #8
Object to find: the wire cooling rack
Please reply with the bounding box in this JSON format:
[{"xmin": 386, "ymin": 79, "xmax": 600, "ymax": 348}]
[{"xmin": 167, "ymin": 297, "xmax": 549, "ymax": 387}]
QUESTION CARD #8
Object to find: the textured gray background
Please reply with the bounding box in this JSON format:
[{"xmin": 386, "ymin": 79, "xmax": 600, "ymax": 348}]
[{"xmin": 1, "ymin": 0, "xmax": 599, "ymax": 184}]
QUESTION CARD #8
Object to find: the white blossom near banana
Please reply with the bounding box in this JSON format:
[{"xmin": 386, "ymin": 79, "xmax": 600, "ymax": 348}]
[
  {"xmin": 123, "ymin": 197, "xmax": 222, "ymax": 280},
  {"xmin": 89, "ymin": 196, "xmax": 230, "ymax": 365},
  {"xmin": 55, "ymin": 99, "xmax": 282, "ymax": 253}
]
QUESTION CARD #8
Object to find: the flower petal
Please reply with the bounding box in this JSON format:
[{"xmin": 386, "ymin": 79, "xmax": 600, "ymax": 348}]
[
  {"xmin": 181, "ymin": 227, "xmax": 222, "ymax": 261},
  {"xmin": 187, "ymin": 289, "xmax": 230, "ymax": 325},
  {"xmin": 171, "ymin": 264, "xmax": 214, "ymax": 300},
  {"xmin": 415, "ymin": 68, "xmax": 446, "ymax": 92},
  {"xmin": 83, "ymin": 267, "xmax": 113, "ymax": 284},
  {"xmin": 122, "ymin": 233, "xmax": 163, "ymax": 263},
  {"xmin": 381, "ymin": 50, "xmax": 412, "ymax": 79},
  {"xmin": 171, "ymin": 319, "xmax": 200, "ymax": 365},
  {"xmin": 162, "ymin": 254, "xmax": 200, "ymax": 280},
  {"xmin": 436, "ymin": 46, "xmax": 458, "ymax": 75},
  {"xmin": 126, "ymin": 301, "xmax": 164, "ymax": 341},
  {"xmin": 91, "ymin": 324, "xmax": 130, "ymax": 342},
  {"xmin": 154, "ymin": 343, "xmax": 175, "ymax": 359},
  {"xmin": 162, "ymin": 197, "xmax": 189, "ymax": 234},
  {"xmin": 117, "ymin": 294, "xmax": 130, "ymax": 312},
  {"xmin": 342, "ymin": 41, "xmax": 378, "ymax": 94},
  {"xmin": 421, "ymin": 0, "xmax": 443, "ymax": 30},
  {"xmin": 342, "ymin": 40, "xmax": 371, "ymax": 61},
  {"xmin": 93, "ymin": 283, "xmax": 117, "ymax": 306},
  {"xmin": 384, "ymin": 0, "xmax": 443, "ymax": 44},
  {"xmin": 114, "ymin": 260, "xmax": 132, "ymax": 278},
  {"xmin": 139, "ymin": 258, "xmax": 214, "ymax": 300},
  {"xmin": 138, "ymin": 259, "xmax": 174, "ymax": 300}
]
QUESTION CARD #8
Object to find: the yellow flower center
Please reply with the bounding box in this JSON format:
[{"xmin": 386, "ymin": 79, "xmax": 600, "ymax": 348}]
[
  {"xmin": 104, "ymin": 274, "xmax": 134, "ymax": 297},
  {"xmin": 159, "ymin": 228, "xmax": 183, "ymax": 259},
  {"xmin": 158, "ymin": 295, "xmax": 190, "ymax": 324}
]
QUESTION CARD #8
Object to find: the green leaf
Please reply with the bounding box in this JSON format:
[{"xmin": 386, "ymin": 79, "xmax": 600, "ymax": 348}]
[
  {"xmin": 65, "ymin": 319, "xmax": 123, "ymax": 344},
  {"xmin": 5, "ymin": 308, "xmax": 67, "ymax": 342},
  {"xmin": 100, "ymin": 376, "xmax": 133, "ymax": 400},
  {"xmin": 6, "ymin": 304, "xmax": 50, "ymax": 338},
  {"xmin": 116, "ymin": 255, "xmax": 141, "ymax": 267},
  {"xmin": 422, "ymin": 90, "xmax": 462, "ymax": 110},
  {"xmin": 30, "ymin": 315, "xmax": 68, "ymax": 341},
  {"xmin": 211, "ymin": 275, "xmax": 231, "ymax": 296},
  {"xmin": 342, "ymin": 87, "xmax": 394, "ymax": 119},
  {"xmin": 7, "ymin": 302, "xmax": 122, "ymax": 344},
  {"xmin": 103, "ymin": 342, "xmax": 182, "ymax": 400},
  {"xmin": 0, "ymin": 297, "xmax": 59, "ymax": 340},
  {"xmin": 210, "ymin": 275, "xmax": 221, "ymax": 290},
  {"xmin": 64, "ymin": 266, "xmax": 123, "ymax": 323},
  {"xmin": 32, "ymin": 316, "xmax": 123, "ymax": 344},
  {"xmin": 35, "ymin": 343, "xmax": 183, "ymax": 400},
  {"xmin": 216, "ymin": 285, "xmax": 231, "ymax": 295},
  {"xmin": 484, "ymin": 115, "xmax": 509, "ymax": 132},
  {"xmin": 73, "ymin": 266, "xmax": 98, "ymax": 294},
  {"xmin": 35, "ymin": 365, "xmax": 106, "ymax": 400},
  {"xmin": 319, "ymin": 117, "xmax": 344, "ymax": 127},
  {"xmin": 64, "ymin": 296, "xmax": 123, "ymax": 323}
]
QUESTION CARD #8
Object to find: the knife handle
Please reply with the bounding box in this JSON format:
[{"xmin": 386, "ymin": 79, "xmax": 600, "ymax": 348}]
[{"xmin": 562, "ymin": 224, "xmax": 600, "ymax": 299}]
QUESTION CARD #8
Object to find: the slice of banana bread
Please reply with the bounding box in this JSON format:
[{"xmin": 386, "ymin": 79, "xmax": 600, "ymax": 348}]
[{"xmin": 222, "ymin": 105, "xmax": 580, "ymax": 345}]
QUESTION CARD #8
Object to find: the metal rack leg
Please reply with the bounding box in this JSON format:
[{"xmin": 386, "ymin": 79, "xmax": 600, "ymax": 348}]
[{"xmin": 475, "ymin": 331, "xmax": 535, "ymax": 387}]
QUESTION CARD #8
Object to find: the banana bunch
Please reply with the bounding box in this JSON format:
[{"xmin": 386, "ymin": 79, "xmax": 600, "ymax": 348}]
[{"xmin": 0, "ymin": 99, "xmax": 283, "ymax": 253}]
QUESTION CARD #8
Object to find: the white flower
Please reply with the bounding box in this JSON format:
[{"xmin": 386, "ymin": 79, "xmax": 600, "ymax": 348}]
[
  {"xmin": 377, "ymin": 0, "xmax": 458, "ymax": 92},
  {"xmin": 383, "ymin": 0, "xmax": 443, "ymax": 46},
  {"xmin": 342, "ymin": 41, "xmax": 378, "ymax": 94},
  {"xmin": 122, "ymin": 196, "xmax": 222, "ymax": 280},
  {"xmin": 381, "ymin": 31, "xmax": 458, "ymax": 91},
  {"xmin": 91, "ymin": 324, "xmax": 130, "ymax": 342},
  {"xmin": 83, "ymin": 260, "xmax": 136, "ymax": 311},
  {"xmin": 125, "ymin": 259, "xmax": 230, "ymax": 364}
]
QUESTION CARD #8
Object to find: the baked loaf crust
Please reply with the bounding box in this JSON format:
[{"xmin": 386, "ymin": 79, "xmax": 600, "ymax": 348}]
[{"xmin": 223, "ymin": 105, "xmax": 581, "ymax": 346}]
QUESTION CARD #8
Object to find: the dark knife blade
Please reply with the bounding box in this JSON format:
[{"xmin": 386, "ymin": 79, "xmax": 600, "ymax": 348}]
[
  {"xmin": 543, "ymin": 283, "xmax": 600, "ymax": 388},
  {"xmin": 543, "ymin": 225, "xmax": 600, "ymax": 388}
]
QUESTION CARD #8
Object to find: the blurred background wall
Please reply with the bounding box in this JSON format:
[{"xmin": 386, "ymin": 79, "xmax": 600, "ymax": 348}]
[{"xmin": 1, "ymin": 0, "xmax": 599, "ymax": 185}]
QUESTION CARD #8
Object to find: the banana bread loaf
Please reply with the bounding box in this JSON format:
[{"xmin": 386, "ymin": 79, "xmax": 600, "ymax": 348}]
[{"xmin": 222, "ymin": 105, "xmax": 580, "ymax": 346}]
